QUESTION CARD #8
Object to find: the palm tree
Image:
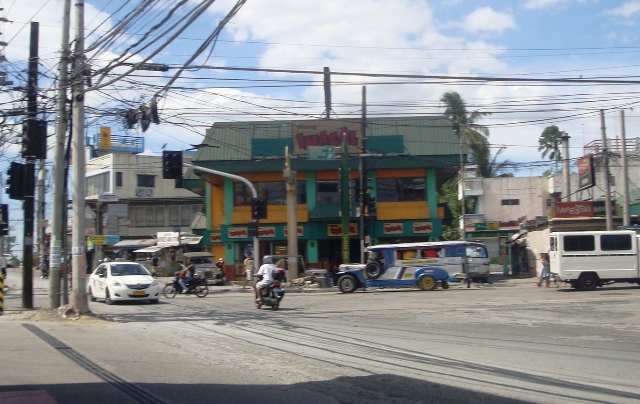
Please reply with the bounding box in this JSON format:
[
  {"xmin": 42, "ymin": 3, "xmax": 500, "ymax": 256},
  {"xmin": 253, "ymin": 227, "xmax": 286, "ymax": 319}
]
[
  {"xmin": 538, "ymin": 125, "xmax": 563, "ymax": 171},
  {"xmin": 441, "ymin": 92, "xmax": 497, "ymax": 176}
]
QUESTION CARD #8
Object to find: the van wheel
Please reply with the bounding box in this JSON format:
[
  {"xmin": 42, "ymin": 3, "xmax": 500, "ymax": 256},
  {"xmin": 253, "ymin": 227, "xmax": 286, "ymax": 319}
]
[
  {"xmin": 338, "ymin": 276, "xmax": 358, "ymax": 293},
  {"xmin": 578, "ymin": 273, "xmax": 599, "ymax": 291},
  {"xmin": 418, "ymin": 275, "xmax": 437, "ymax": 291},
  {"xmin": 364, "ymin": 261, "xmax": 383, "ymax": 279}
]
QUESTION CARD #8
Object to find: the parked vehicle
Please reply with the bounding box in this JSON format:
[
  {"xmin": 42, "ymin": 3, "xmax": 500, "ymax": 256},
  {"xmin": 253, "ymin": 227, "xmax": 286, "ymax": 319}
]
[
  {"xmin": 183, "ymin": 251, "xmax": 224, "ymax": 286},
  {"xmin": 550, "ymin": 230, "xmax": 640, "ymax": 291},
  {"xmin": 336, "ymin": 241, "xmax": 490, "ymax": 293},
  {"xmin": 255, "ymin": 268, "xmax": 286, "ymax": 310},
  {"xmin": 162, "ymin": 274, "xmax": 209, "ymax": 298},
  {"xmin": 87, "ymin": 261, "xmax": 160, "ymax": 304}
]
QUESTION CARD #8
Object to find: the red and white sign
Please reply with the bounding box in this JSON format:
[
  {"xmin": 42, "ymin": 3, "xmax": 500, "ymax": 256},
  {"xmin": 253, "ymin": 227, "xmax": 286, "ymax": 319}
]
[
  {"xmin": 228, "ymin": 227, "xmax": 248, "ymax": 239},
  {"xmin": 413, "ymin": 222, "xmax": 433, "ymax": 234},
  {"xmin": 327, "ymin": 223, "xmax": 358, "ymax": 236},
  {"xmin": 209, "ymin": 232, "xmax": 221, "ymax": 243},
  {"xmin": 383, "ymin": 223, "xmax": 403, "ymax": 235},
  {"xmin": 284, "ymin": 226, "xmax": 304, "ymax": 237},
  {"xmin": 555, "ymin": 202, "xmax": 594, "ymax": 218},
  {"xmin": 258, "ymin": 226, "xmax": 276, "ymax": 238}
]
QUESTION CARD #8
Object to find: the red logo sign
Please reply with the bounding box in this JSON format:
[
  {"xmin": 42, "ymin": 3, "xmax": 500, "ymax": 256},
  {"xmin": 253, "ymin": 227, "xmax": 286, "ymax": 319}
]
[
  {"xmin": 555, "ymin": 202, "xmax": 594, "ymax": 218},
  {"xmin": 413, "ymin": 222, "xmax": 433, "ymax": 234},
  {"xmin": 228, "ymin": 228, "xmax": 248, "ymax": 238},
  {"xmin": 383, "ymin": 223, "xmax": 403, "ymax": 234}
]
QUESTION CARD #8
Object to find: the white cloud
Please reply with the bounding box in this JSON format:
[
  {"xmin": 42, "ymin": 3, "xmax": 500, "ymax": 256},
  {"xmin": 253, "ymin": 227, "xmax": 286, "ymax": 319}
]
[
  {"xmin": 605, "ymin": 1, "xmax": 640, "ymax": 17},
  {"xmin": 522, "ymin": 0, "xmax": 584, "ymax": 10},
  {"xmin": 462, "ymin": 7, "xmax": 516, "ymax": 34}
]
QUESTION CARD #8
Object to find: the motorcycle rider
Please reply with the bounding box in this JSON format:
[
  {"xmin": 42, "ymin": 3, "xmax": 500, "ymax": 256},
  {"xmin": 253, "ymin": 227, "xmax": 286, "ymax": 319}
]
[
  {"xmin": 182, "ymin": 257, "xmax": 196, "ymax": 292},
  {"xmin": 254, "ymin": 257, "xmax": 280, "ymax": 301}
]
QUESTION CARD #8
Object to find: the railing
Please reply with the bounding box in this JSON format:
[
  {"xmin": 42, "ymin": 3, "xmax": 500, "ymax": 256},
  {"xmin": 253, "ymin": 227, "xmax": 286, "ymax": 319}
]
[{"xmin": 583, "ymin": 137, "xmax": 640, "ymax": 155}]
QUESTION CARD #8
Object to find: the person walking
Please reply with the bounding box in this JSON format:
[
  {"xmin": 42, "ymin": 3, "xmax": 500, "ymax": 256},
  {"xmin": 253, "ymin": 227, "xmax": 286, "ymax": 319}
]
[
  {"xmin": 242, "ymin": 251, "xmax": 254, "ymax": 289},
  {"xmin": 537, "ymin": 252, "xmax": 551, "ymax": 288}
]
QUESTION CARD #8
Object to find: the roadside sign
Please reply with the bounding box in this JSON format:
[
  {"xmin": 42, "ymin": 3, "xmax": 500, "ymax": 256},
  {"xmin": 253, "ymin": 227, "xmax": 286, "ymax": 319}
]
[
  {"xmin": 307, "ymin": 146, "xmax": 335, "ymax": 160},
  {"xmin": 98, "ymin": 193, "xmax": 119, "ymax": 203}
]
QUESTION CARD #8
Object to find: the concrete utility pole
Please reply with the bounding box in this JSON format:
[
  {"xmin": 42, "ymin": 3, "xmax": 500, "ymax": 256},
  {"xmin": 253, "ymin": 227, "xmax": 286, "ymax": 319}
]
[
  {"xmin": 340, "ymin": 129, "xmax": 350, "ymax": 264},
  {"xmin": 37, "ymin": 161, "xmax": 46, "ymax": 272},
  {"xmin": 561, "ymin": 132, "xmax": 571, "ymax": 201},
  {"xmin": 600, "ymin": 110, "xmax": 613, "ymax": 231},
  {"xmin": 71, "ymin": 0, "xmax": 89, "ymax": 313},
  {"xmin": 50, "ymin": 0, "xmax": 71, "ymax": 308},
  {"xmin": 459, "ymin": 130, "xmax": 466, "ymax": 240},
  {"xmin": 283, "ymin": 147, "xmax": 298, "ymax": 279},
  {"xmin": 359, "ymin": 86, "xmax": 366, "ymax": 263},
  {"xmin": 620, "ymin": 110, "xmax": 630, "ymax": 227}
]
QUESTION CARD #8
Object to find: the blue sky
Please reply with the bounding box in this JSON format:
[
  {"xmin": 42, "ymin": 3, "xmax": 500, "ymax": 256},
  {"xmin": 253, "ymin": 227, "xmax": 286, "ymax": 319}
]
[{"xmin": 1, "ymin": 0, "xmax": 640, "ymax": 254}]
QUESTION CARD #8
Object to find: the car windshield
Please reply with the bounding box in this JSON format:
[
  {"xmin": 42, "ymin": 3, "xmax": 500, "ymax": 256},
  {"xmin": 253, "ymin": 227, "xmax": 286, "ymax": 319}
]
[
  {"xmin": 466, "ymin": 246, "xmax": 488, "ymax": 258},
  {"xmin": 110, "ymin": 264, "xmax": 149, "ymax": 276}
]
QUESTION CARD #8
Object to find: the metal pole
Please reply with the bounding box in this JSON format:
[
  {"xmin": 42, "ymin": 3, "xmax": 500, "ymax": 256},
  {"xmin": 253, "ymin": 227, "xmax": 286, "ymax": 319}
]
[
  {"xmin": 340, "ymin": 130, "xmax": 350, "ymax": 264},
  {"xmin": 23, "ymin": 21, "xmax": 39, "ymax": 309},
  {"xmin": 71, "ymin": 0, "xmax": 89, "ymax": 313},
  {"xmin": 620, "ymin": 110, "xmax": 630, "ymax": 227},
  {"xmin": 37, "ymin": 161, "xmax": 46, "ymax": 274},
  {"xmin": 600, "ymin": 110, "xmax": 613, "ymax": 231},
  {"xmin": 459, "ymin": 131, "xmax": 466, "ymax": 240}
]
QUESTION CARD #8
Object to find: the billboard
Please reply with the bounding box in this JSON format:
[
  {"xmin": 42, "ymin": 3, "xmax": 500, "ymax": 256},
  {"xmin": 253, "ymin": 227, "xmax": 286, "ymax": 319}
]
[
  {"xmin": 577, "ymin": 155, "xmax": 595, "ymax": 190},
  {"xmin": 292, "ymin": 120, "xmax": 361, "ymax": 156}
]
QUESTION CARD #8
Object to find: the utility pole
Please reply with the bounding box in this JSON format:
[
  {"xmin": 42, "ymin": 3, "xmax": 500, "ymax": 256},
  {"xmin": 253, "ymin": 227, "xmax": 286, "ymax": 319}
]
[
  {"xmin": 50, "ymin": 0, "xmax": 71, "ymax": 309},
  {"xmin": 22, "ymin": 22, "xmax": 39, "ymax": 309},
  {"xmin": 561, "ymin": 132, "xmax": 571, "ymax": 201},
  {"xmin": 459, "ymin": 130, "xmax": 466, "ymax": 240},
  {"xmin": 600, "ymin": 110, "xmax": 613, "ymax": 231},
  {"xmin": 340, "ymin": 129, "xmax": 350, "ymax": 264},
  {"xmin": 37, "ymin": 161, "xmax": 46, "ymax": 274},
  {"xmin": 359, "ymin": 86, "xmax": 366, "ymax": 263},
  {"xmin": 283, "ymin": 147, "xmax": 298, "ymax": 279},
  {"xmin": 71, "ymin": 0, "xmax": 89, "ymax": 313},
  {"xmin": 620, "ymin": 110, "xmax": 630, "ymax": 227}
]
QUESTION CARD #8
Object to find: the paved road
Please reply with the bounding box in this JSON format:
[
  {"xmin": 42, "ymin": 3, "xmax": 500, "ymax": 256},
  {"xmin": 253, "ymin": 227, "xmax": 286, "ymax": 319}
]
[{"xmin": 2, "ymin": 268, "xmax": 640, "ymax": 403}]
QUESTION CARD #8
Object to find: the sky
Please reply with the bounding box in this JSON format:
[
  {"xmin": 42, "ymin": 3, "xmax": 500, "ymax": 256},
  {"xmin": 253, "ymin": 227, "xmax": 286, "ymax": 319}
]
[{"xmin": 1, "ymin": 0, "xmax": 640, "ymax": 254}]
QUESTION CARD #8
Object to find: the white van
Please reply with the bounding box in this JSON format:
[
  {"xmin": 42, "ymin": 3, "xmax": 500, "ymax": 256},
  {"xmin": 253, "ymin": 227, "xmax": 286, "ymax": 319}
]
[{"xmin": 549, "ymin": 230, "xmax": 640, "ymax": 290}]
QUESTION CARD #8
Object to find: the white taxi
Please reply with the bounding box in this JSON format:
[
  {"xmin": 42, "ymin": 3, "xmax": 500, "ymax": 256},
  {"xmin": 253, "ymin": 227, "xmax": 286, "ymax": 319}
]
[{"xmin": 87, "ymin": 261, "xmax": 160, "ymax": 304}]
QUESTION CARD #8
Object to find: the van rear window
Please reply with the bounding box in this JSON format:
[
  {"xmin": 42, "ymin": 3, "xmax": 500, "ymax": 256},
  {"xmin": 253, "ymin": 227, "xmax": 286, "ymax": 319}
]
[
  {"xmin": 600, "ymin": 234, "xmax": 632, "ymax": 251},
  {"xmin": 564, "ymin": 235, "xmax": 595, "ymax": 252}
]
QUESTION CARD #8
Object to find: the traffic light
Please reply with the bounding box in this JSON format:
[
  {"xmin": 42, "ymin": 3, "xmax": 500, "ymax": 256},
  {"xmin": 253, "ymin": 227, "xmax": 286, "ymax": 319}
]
[
  {"xmin": 0, "ymin": 204, "xmax": 8, "ymax": 236},
  {"xmin": 365, "ymin": 193, "xmax": 376, "ymax": 216},
  {"xmin": 162, "ymin": 150, "xmax": 183, "ymax": 179},
  {"xmin": 251, "ymin": 197, "xmax": 268, "ymax": 220},
  {"xmin": 248, "ymin": 221, "xmax": 258, "ymax": 238},
  {"xmin": 6, "ymin": 162, "xmax": 26, "ymax": 200},
  {"xmin": 22, "ymin": 119, "xmax": 47, "ymax": 159}
]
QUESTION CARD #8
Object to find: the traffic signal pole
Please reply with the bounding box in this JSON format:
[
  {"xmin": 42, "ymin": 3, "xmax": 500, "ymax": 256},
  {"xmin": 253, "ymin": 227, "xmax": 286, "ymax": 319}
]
[{"xmin": 183, "ymin": 163, "xmax": 259, "ymax": 273}]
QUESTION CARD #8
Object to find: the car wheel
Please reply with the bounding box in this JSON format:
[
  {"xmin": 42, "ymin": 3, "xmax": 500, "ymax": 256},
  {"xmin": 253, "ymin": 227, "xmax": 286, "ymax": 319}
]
[
  {"xmin": 441, "ymin": 281, "xmax": 449, "ymax": 289},
  {"xmin": 338, "ymin": 275, "xmax": 358, "ymax": 293},
  {"xmin": 364, "ymin": 261, "xmax": 383, "ymax": 279},
  {"xmin": 163, "ymin": 284, "xmax": 177, "ymax": 298},
  {"xmin": 88, "ymin": 287, "xmax": 97, "ymax": 302},
  {"xmin": 578, "ymin": 273, "xmax": 599, "ymax": 291},
  {"xmin": 195, "ymin": 284, "xmax": 209, "ymax": 298},
  {"xmin": 105, "ymin": 289, "xmax": 114, "ymax": 305},
  {"xmin": 418, "ymin": 275, "xmax": 437, "ymax": 291}
]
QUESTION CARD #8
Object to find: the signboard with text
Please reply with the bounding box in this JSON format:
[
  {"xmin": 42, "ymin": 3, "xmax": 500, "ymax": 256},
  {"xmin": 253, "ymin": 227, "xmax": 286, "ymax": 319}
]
[{"xmin": 292, "ymin": 120, "xmax": 361, "ymax": 156}]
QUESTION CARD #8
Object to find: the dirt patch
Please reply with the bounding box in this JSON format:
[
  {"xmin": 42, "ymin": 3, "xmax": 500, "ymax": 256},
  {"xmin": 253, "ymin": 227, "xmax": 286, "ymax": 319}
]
[{"xmin": 3, "ymin": 307, "xmax": 110, "ymax": 326}]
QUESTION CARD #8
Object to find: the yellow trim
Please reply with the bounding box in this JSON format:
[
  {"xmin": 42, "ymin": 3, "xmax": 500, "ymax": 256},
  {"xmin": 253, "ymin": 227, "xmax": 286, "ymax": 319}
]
[{"xmin": 377, "ymin": 201, "xmax": 430, "ymax": 220}]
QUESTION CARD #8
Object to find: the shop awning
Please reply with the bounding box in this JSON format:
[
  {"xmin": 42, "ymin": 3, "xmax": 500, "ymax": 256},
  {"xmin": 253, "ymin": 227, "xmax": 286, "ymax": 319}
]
[
  {"xmin": 113, "ymin": 239, "xmax": 156, "ymax": 249},
  {"xmin": 133, "ymin": 246, "xmax": 163, "ymax": 254},
  {"xmin": 508, "ymin": 232, "xmax": 526, "ymax": 244}
]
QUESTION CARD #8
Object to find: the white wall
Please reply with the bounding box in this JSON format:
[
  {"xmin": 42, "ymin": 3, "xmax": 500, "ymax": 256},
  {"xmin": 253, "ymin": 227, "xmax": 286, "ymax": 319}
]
[{"xmin": 477, "ymin": 177, "xmax": 549, "ymax": 223}]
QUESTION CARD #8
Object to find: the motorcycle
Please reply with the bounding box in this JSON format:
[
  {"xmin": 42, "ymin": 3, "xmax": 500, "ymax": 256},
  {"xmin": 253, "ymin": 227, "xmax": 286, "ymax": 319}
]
[
  {"xmin": 163, "ymin": 274, "xmax": 209, "ymax": 298},
  {"xmin": 255, "ymin": 268, "xmax": 286, "ymax": 310}
]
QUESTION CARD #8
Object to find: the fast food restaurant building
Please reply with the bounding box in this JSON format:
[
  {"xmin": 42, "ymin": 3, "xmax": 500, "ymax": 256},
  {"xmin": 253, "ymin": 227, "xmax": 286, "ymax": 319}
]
[{"xmin": 184, "ymin": 116, "xmax": 461, "ymax": 275}]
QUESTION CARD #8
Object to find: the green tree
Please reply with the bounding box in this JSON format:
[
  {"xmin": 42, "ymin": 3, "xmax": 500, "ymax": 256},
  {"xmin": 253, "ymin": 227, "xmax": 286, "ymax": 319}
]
[
  {"xmin": 538, "ymin": 125, "xmax": 563, "ymax": 171},
  {"xmin": 440, "ymin": 92, "xmax": 492, "ymax": 175}
]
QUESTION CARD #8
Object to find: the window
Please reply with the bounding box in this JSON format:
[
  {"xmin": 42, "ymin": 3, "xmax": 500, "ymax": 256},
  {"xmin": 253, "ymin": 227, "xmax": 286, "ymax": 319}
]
[
  {"xmin": 137, "ymin": 174, "xmax": 155, "ymax": 188},
  {"xmin": 601, "ymin": 234, "xmax": 632, "ymax": 251},
  {"xmin": 234, "ymin": 181, "xmax": 305, "ymax": 206},
  {"xmin": 129, "ymin": 204, "xmax": 199, "ymax": 227},
  {"xmin": 86, "ymin": 172, "xmax": 110, "ymax": 196},
  {"xmin": 564, "ymin": 235, "xmax": 595, "ymax": 252},
  {"xmin": 501, "ymin": 199, "xmax": 520, "ymax": 206},
  {"xmin": 316, "ymin": 181, "xmax": 339, "ymax": 204},
  {"xmin": 115, "ymin": 172, "xmax": 123, "ymax": 187},
  {"xmin": 376, "ymin": 178, "xmax": 426, "ymax": 202}
]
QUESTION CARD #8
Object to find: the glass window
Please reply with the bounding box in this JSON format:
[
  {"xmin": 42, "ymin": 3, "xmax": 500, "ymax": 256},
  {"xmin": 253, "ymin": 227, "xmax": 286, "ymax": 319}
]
[
  {"xmin": 115, "ymin": 172, "xmax": 123, "ymax": 187},
  {"xmin": 317, "ymin": 181, "xmax": 339, "ymax": 204},
  {"xmin": 234, "ymin": 181, "xmax": 297, "ymax": 206},
  {"xmin": 466, "ymin": 245, "xmax": 488, "ymax": 258},
  {"xmin": 564, "ymin": 235, "xmax": 595, "ymax": 252},
  {"xmin": 137, "ymin": 174, "xmax": 155, "ymax": 188},
  {"xmin": 501, "ymin": 199, "xmax": 520, "ymax": 206},
  {"xmin": 86, "ymin": 172, "xmax": 109, "ymax": 196},
  {"xmin": 376, "ymin": 178, "xmax": 426, "ymax": 202},
  {"xmin": 601, "ymin": 234, "xmax": 632, "ymax": 251}
]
